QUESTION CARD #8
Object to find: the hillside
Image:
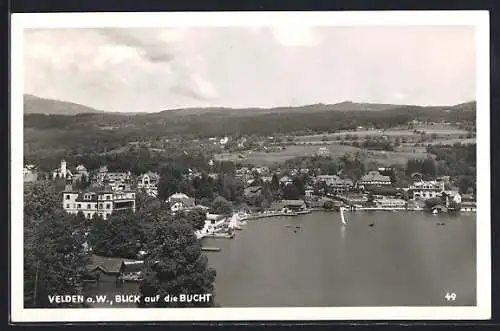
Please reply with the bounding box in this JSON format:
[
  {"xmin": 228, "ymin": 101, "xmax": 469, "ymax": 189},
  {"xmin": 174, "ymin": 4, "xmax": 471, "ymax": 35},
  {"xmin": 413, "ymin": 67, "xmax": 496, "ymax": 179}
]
[
  {"xmin": 449, "ymin": 101, "xmax": 476, "ymax": 112},
  {"xmin": 156, "ymin": 101, "xmax": 406, "ymax": 116},
  {"xmin": 23, "ymin": 94, "xmax": 103, "ymax": 115}
]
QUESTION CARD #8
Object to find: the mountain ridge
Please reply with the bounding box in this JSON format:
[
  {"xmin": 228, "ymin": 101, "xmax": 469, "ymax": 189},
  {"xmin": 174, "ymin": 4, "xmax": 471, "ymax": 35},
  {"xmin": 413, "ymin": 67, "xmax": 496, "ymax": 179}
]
[{"xmin": 23, "ymin": 94, "xmax": 476, "ymax": 116}]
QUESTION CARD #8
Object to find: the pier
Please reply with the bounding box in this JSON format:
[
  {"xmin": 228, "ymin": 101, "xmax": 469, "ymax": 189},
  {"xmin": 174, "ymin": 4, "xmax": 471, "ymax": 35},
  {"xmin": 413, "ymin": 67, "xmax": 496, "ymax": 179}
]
[{"xmin": 201, "ymin": 246, "xmax": 222, "ymax": 252}]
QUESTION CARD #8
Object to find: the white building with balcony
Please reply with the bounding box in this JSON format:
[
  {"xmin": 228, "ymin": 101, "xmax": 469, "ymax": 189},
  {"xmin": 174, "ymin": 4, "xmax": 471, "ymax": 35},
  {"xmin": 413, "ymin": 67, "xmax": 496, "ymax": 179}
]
[
  {"xmin": 62, "ymin": 188, "xmax": 136, "ymax": 220},
  {"xmin": 409, "ymin": 180, "xmax": 445, "ymax": 200}
]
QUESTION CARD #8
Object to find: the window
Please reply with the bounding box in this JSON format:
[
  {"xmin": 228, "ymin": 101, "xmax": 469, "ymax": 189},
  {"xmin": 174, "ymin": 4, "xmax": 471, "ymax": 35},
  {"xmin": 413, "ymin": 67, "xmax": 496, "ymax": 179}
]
[
  {"xmin": 65, "ymin": 195, "xmax": 70, "ymax": 200},
  {"xmin": 65, "ymin": 204, "xmax": 70, "ymax": 209},
  {"xmin": 98, "ymin": 203, "xmax": 103, "ymax": 209},
  {"xmin": 106, "ymin": 204, "xmax": 111, "ymax": 209},
  {"xmin": 87, "ymin": 204, "xmax": 91, "ymax": 209},
  {"xmin": 106, "ymin": 195, "xmax": 111, "ymax": 200},
  {"xmin": 77, "ymin": 204, "xmax": 81, "ymax": 209}
]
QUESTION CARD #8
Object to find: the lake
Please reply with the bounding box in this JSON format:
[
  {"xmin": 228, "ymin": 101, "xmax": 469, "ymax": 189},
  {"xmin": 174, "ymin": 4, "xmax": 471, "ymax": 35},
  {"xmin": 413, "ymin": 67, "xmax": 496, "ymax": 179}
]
[{"xmin": 203, "ymin": 211, "xmax": 476, "ymax": 307}]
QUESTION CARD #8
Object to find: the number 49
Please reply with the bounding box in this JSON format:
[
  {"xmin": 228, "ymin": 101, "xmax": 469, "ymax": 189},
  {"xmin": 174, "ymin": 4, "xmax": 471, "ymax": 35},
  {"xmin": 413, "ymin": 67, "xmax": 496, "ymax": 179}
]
[{"xmin": 445, "ymin": 292, "xmax": 457, "ymax": 301}]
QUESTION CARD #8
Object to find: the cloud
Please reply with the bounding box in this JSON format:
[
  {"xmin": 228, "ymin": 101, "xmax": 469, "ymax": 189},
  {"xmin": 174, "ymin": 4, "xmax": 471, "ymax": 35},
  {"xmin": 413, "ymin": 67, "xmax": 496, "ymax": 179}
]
[{"xmin": 98, "ymin": 28, "xmax": 218, "ymax": 101}]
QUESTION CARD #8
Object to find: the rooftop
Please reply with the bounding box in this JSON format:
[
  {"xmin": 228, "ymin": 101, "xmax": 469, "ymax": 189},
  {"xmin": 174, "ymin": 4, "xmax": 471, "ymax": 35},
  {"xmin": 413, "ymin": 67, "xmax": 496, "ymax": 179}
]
[{"xmin": 87, "ymin": 255, "xmax": 142, "ymax": 274}]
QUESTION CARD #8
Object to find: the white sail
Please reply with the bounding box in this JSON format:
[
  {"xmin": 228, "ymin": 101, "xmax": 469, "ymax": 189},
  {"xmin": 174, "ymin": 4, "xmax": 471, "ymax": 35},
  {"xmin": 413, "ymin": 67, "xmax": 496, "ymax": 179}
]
[
  {"xmin": 340, "ymin": 207, "xmax": 347, "ymax": 226},
  {"xmin": 228, "ymin": 214, "xmax": 238, "ymax": 229}
]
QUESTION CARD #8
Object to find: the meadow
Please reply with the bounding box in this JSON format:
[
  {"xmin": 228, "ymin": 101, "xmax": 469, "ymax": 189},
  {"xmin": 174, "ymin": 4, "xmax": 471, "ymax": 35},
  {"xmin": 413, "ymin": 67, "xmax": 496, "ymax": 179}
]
[{"xmin": 214, "ymin": 144, "xmax": 430, "ymax": 166}]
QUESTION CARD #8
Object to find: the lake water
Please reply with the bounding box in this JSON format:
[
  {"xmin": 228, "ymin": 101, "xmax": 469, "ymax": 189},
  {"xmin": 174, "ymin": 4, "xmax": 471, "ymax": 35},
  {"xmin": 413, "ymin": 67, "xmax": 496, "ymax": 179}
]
[{"xmin": 203, "ymin": 211, "xmax": 476, "ymax": 307}]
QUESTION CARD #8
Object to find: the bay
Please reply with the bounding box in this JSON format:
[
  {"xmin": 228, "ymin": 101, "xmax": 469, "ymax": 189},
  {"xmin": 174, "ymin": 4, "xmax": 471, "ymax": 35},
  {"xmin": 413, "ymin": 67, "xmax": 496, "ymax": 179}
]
[{"xmin": 203, "ymin": 211, "xmax": 476, "ymax": 307}]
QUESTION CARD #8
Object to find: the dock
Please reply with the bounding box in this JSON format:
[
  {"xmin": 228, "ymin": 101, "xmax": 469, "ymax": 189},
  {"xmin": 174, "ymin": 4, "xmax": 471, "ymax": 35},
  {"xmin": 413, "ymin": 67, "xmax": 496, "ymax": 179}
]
[
  {"xmin": 201, "ymin": 246, "xmax": 222, "ymax": 252},
  {"xmin": 208, "ymin": 232, "xmax": 235, "ymax": 239}
]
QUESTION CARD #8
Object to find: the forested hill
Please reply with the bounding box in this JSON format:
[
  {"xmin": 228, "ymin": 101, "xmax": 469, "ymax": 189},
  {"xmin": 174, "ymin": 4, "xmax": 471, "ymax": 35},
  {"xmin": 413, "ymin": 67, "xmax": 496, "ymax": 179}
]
[
  {"xmin": 23, "ymin": 94, "xmax": 103, "ymax": 115},
  {"xmin": 155, "ymin": 101, "xmax": 405, "ymax": 116},
  {"xmin": 24, "ymin": 101, "xmax": 476, "ymax": 138}
]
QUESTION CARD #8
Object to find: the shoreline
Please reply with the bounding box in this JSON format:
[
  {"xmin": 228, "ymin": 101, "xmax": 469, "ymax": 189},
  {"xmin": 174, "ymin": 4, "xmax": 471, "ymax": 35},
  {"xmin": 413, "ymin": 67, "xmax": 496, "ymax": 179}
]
[{"xmin": 239, "ymin": 206, "xmax": 475, "ymax": 221}]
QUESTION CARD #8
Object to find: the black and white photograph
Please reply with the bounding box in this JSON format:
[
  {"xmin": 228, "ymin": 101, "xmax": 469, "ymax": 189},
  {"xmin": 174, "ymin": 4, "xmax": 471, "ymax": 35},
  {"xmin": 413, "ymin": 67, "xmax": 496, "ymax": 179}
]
[{"xmin": 11, "ymin": 11, "xmax": 490, "ymax": 322}]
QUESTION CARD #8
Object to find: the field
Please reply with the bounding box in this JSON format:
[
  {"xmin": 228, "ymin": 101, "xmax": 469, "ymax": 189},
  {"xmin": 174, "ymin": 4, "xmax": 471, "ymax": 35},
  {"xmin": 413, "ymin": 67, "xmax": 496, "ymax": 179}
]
[
  {"xmin": 214, "ymin": 144, "xmax": 430, "ymax": 166},
  {"xmin": 293, "ymin": 125, "xmax": 469, "ymax": 142}
]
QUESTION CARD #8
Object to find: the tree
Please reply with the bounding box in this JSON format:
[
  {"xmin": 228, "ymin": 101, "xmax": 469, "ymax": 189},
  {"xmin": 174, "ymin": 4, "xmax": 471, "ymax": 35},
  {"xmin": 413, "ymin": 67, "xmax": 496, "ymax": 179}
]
[
  {"xmin": 74, "ymin": 174, "xmax": 91, "ymax": 191},
  {"xmin": 323, "ymin": 200, "xmax": 335, "ymax": 210},
  {"xmin": 180, "ymin": 208, "xmax": 207, "ymax": 231},
  {"xmin": 271, "ymin": 173, "xmax": 280, "ymax": 192},
  {"xmin": 138, "ymin": 220, "xmax": 216, "ymax": 307},
  {"xmin": 90, "ymin": 210, "xmax": 147, "ymax": 259},
  {"xmin": 292, "ymin": 177, "xmax": 305, "ymax": 196},
  {"xmin": 210, "ymin": 196, "xmax": 233, "ymax": 215},
  {"xmin": 135, "ymin": 190, "xmax": 161, "ymax": 212},
  {"xmin": 192, "ymin": 172, "xmax": 214, "ymax": 201},
  {"xmin": 157, "ymin": 165, "xmax": 184, "ymax": 201},
  {"xmin": 282, "ymin": 183, "xmax": 300, "ymax": 200},
  {"xmin": 421, "ymin": 159, "xmax": 437, "ymax": 179},
  {"xmin": 24, "ymin": 183, "xmax": 89, "ymax": 308},
  {"xmin": 424, "ymin": 197, "xmax": 442, "ymax": 210}
]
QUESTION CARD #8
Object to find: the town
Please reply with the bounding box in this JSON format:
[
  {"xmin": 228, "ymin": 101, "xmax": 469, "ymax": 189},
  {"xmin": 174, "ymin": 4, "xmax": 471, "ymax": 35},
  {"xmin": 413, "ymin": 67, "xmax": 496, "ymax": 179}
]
[{"xmin": 24, "ymin": 138, "xmax": 476, "ymax": 224}]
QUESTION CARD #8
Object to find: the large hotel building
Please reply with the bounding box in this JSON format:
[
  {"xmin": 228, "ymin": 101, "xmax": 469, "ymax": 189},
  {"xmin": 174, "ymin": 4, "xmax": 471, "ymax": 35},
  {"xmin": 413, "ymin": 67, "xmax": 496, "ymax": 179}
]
[{"xmin": 62, "ymin": 187, "xmax": 136, "ymax": 220}]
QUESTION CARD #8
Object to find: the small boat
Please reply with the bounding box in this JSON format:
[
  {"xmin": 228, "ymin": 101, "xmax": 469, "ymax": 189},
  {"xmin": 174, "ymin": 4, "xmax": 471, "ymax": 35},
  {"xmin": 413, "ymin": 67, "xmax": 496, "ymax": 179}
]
[
  {"xmin": 295, "ymin": 226, "xmax": 301, "ymax": 229},
  {"xmin": 340, "ymin": 206, "xmax": 348, "ymax": 226},
  {"xmin": 285, "ymin": 224, "xmax": 292, "ymax": 228},
  {"xmin": 436, "ymin": 222, "xmax": 445, "ymax": 226},
  {"xmin": 369, "ymin": 223, "xmax": 375, "ymax": 227}
]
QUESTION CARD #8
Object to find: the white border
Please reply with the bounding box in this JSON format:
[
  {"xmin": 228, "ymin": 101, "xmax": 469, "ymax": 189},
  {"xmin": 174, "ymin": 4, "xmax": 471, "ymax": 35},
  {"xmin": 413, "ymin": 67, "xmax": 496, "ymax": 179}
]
[{"xmin": 11, "ymin": 11, "xmax": 491, "ymax": 322}]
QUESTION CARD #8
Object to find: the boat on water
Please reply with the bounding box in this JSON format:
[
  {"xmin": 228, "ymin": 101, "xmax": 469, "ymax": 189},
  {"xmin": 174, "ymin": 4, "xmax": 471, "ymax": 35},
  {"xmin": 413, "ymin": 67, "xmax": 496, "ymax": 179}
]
[
  {"xmin": 340, "ymin": 206, "xmax": 348, "ymax": 226},
  {"xmin": 228, "ymin": 213, "xmax": 246, "ymax": 231}
]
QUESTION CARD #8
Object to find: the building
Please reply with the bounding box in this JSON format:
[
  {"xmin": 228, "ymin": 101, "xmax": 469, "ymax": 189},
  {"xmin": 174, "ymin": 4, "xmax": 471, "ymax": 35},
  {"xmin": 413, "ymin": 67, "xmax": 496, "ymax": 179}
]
[
  {"xmin": 23, "ymin": 164, "xmax": 38, "ymax": 182},
  {"xmin": 281, "ymin": 200, "xmax": 307, "ymax": 212},
  {"xmin": 316, "ymin": 147, "xmax": 331, "ymax": 157},
  {"xmin": 305, "ymin": 189, "xmax": 314, "ymax": 199},
  {"xmin": 73, "ymin": 165, "xmax": 89, "ymax": 181},
  {"xmin": 62, "ymin": 187, "xmax": 136, "ymax": 220},
  {"xmin": 93, "ymin": 166, "xmax": 132, "ymax": 191},
  {"xmin": 168, "ymin": 193, "xmax": 195, "ymax": 212},
  {"xmin": 85, "ymin": 255, "xmax": 144, "ymax": 306},
  {"xmin": 336, "ymin": 193, "xmax": 368, "ymax": 206},
  {"xmin": 261, "ymin": 176, "xmax": 273, "ymax": 183},
  {"xmin": 137, "ymin": 172, "xmax": 159, "ymax": 197},
  {"xmin": 409, "ymin": 180, "xmax": 445, "ymax": 200},
  {"xmin": 300, "ymin": 168, "xmax": 310, "ymax": 174},
  {"xmin": 52, "ymin": 160, "xmax": 72, "ymax": 180},
  {"xmin": 373, "ymin": 197, "xmax": 406, "ymax": 209},
  {"xmin": 357, "ymin": 171, "xmax": 392, "ymax": 187},
  {"xmin": 461, "ymin": 201, "xmax": 476, "ymax": 212},
  {"xmin": 315, "ymin": 175, "xmax": 354, "ymax": 193},
  {"xmin": 279, "ymin": 175, "xmax": 293, "ymax": 186}
]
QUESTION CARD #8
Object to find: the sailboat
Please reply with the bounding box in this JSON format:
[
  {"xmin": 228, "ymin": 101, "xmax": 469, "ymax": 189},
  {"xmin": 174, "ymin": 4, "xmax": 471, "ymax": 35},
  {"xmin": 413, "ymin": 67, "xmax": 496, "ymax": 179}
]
[
  {"xmin": 340, "ymin": 206, "xmax": 347, "ymax": 226},
  {"xmin": 228, "ymin": 213, "xmax": 244, "ymax": 231}
]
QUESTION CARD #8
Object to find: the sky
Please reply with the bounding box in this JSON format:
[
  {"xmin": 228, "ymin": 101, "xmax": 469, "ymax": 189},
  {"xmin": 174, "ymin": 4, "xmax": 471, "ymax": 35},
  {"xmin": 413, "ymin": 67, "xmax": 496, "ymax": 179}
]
[{"xmin": 23, "ymin": 26, "xmax": 476, "ymax": 113}]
